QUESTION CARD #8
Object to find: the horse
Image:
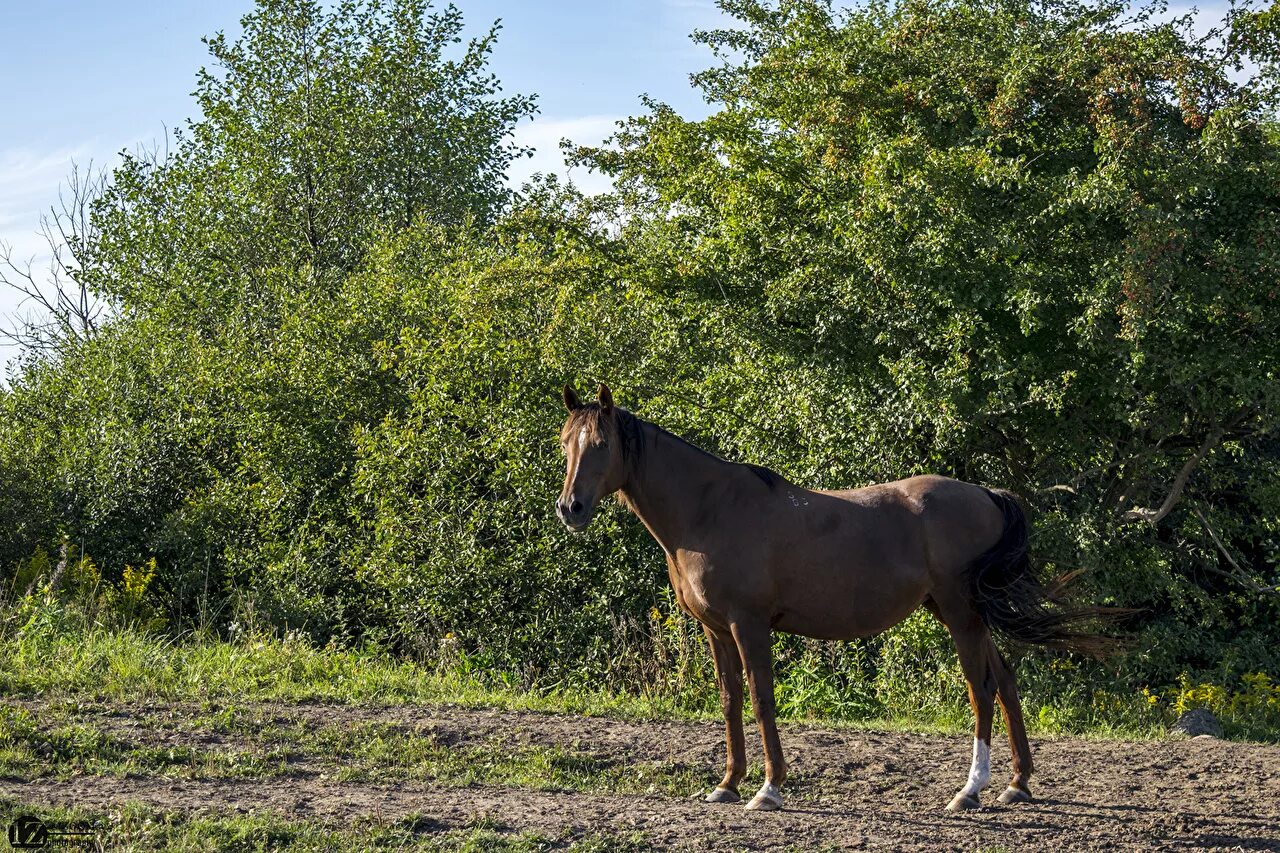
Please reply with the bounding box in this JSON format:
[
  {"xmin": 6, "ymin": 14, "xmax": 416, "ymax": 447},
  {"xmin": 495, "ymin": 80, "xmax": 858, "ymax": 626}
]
[{"xmin": 555, "ymin": 383, "xmax": 1114, "ymax": 812}]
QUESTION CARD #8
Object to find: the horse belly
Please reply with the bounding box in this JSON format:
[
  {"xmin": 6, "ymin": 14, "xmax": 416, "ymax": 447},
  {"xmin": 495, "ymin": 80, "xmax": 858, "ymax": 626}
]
[{"xmin": 771, "ymin": 555, "xmax": 930, "ymax": 641}]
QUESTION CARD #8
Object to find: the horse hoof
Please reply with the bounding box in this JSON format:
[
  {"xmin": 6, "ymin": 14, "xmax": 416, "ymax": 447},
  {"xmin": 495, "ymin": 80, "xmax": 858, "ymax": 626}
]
[
  {"xmin": 745, "ymin": 782, "xmax": 783, "ymax": 811},
  {"xmin": 997, "ymin": 785, "xmax": 1032, "ymax": 805},
  {"xmin": 705, "ymin": 786, "xmax": 741, "ymax": 804},
  {"xmin": 946, "ymin": 793, "xmax": 982, "ymax": 812}
]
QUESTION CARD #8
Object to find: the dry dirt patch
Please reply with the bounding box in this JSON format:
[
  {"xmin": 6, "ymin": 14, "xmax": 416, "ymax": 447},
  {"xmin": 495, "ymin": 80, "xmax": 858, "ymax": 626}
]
[{"xmin": 2, "ymin": 700, "xmax": 1278, "ymax": 850}]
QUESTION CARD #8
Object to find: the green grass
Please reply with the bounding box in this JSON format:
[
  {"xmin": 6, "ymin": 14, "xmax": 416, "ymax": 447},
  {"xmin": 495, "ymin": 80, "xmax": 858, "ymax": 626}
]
[
  {"xmin": 0, "ymin": 622, "xmax": 697, "ymax": 722},
  {"xmin": 0, "ymin": 702, "xmax": 717, "ymax": 796},
  {"xmin": 0, "ymin": 621, "xmax": 1150, "ymax": 739},
  {"xmin": 0, "ymin": 704, "xmax": 291, "ymax": 781},
  {"xmin": 6, "ymin": 607, "xmax": 1274, "ymax": 742},
  {"xmin": 0, "ymin": 798, "xmax": 656, "ymax": 852}
]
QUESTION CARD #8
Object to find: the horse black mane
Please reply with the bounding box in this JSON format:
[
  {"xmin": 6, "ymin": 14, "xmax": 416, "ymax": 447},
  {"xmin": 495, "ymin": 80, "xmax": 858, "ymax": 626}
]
[
  {"xmin": 631, "ymin": 409, "xmax": 779, "ymax": 490},
  {"xmin": 568, "ymin": 402, "xmax": 781, "ymax": 490}
]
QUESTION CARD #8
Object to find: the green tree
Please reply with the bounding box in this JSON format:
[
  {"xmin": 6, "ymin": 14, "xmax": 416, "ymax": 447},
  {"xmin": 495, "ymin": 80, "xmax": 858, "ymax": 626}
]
[
  {"xmin": 574, "ymin": 0, "xmax": 1280, "ymax": 679},
  {"xmin": 85, "ymin": 0, "xmax": 535, "ymax": 318},
  {"xmin": 4, "ymin": 0, "xmax": 1280, "ymax": 723},
  {"xmin": 0, "ymin": 0, "xmax": 537, "ymax": 635}
]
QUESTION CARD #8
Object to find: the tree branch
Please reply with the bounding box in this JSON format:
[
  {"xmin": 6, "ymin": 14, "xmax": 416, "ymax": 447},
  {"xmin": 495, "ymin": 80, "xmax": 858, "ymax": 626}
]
[
  {"xmin": 1121, "ymin": 427, "xmax": 1223, "ymax": 524},
  {"xmin": 1191, "ymin": 507, "xmax": 1280, "ymax": 599},
  {"xmin": 0, "ymin": 159, "xmax": 109, "ymax": 358}
]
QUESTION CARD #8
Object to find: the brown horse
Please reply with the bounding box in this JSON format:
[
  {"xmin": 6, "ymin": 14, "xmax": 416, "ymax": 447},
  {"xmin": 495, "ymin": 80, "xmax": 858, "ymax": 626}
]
[{"xmin": 556, "ymin": 383, "xmax": 1112, "ymax": 812}]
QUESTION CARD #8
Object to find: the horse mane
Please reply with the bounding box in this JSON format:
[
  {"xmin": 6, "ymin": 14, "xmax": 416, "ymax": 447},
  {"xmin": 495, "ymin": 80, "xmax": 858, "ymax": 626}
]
[{"xmin": 565, "ymin": 404, "xmax": 779, "ymax": 491}]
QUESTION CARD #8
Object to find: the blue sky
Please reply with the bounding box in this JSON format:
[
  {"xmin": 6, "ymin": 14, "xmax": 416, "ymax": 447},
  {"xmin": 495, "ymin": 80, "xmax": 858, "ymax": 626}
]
[
  {"xmin": 0, "ymin": 0, "xmax": 728, "ymax": 365},
  {"xmin": 0, "ymin": 1, "xmax": 1232, "ymax": 368}
]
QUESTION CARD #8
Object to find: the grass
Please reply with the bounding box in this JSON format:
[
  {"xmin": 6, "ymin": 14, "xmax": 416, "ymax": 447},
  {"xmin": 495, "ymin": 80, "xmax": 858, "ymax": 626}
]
[
  {"xmin": 0, "ymin": 704, "xmax": 291, "ymax": 781},
  {"xmin": 0, "ymin": 798, "xmax": 656, "ymax": 852},
  {"xmin": 0, "ymin": 621, "xmax": 699, "ymax": 722},
  {"xmin": 0, "ymin": 702, "xmax": 718, "ymax": 797},
  {"xmin": 4, "ymin": 598, "xmax": 1276, "ymax": 743},
  {"xmin": 1, "ymin": 609, "xmax": 1276, "ymax": 848},
  {"xmin": 0, "ymin": 619, "xmax": 1184, "ymax": 741}
]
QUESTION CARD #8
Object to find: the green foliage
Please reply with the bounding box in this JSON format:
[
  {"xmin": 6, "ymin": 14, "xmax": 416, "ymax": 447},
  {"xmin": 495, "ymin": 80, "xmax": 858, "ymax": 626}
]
[
  {"xmin": 1165, "ymin": 671, "xmax": 1280, "ymax": 741},
  {"xmin": 0, "ymin": 0, "xmax": 1278, "ymax": 734},
  {"xmin": 571, "ymin": 0, "xmax": 1280, "ymax": 688},
  {"xmin": 85, "ymin": 0, "xmax": 536, "ymax": 316}
]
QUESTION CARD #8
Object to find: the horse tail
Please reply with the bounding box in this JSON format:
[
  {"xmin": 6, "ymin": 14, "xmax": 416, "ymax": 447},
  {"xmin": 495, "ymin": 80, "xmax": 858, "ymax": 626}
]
[{"xmin": 970, "ymin": 488, "xmax": 1126, "ymax": 657}]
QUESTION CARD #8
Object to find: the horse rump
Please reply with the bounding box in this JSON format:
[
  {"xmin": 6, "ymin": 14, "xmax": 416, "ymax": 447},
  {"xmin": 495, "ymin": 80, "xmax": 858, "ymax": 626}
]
[{"xmin": 970, "ymin": 488, "xmax": 1128, "ymax": 657}]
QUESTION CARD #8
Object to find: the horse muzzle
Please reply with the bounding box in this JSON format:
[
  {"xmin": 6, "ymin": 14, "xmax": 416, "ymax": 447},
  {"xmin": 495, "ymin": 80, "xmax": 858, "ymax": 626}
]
[{"xmin": 556, "ymin": 497, "xmax": 595, "ymax": 531}]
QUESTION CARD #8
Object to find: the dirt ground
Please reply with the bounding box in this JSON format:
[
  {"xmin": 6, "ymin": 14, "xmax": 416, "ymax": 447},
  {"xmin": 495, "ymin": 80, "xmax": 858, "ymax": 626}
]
[{"xmin": 3, "ymin": 700, "xmax": 1279, "ymax": 851}]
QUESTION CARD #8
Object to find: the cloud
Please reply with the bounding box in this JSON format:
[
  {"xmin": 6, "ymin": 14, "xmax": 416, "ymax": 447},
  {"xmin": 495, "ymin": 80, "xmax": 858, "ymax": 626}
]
[
  {"xmin": 508, "ymin": 115, "xmax": 625, "ymax": 196},
  {"xmin": 0, "ymin": 147, "xmax": 92, "ymax": 238}
]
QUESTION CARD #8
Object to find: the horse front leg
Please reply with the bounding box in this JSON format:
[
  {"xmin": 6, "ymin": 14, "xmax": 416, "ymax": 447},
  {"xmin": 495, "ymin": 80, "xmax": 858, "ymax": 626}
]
[
  {"xmin": 731, "ymin": 619, "xmax": 786, "ymax": 811},
  {"xmin": 704, "ymin": 625, "xmax": 747, "ymax": 803}
]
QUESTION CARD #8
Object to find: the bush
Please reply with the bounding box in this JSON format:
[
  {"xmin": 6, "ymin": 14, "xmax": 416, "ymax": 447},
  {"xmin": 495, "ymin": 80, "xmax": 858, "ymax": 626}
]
[{"xmin": 1, "ymin": 0, "xmax": 1278, "ymax": 734}]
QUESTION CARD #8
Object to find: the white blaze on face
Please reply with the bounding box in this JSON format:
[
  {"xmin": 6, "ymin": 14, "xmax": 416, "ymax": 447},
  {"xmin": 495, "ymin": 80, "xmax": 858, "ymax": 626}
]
[
  {"xmin": 577, "ymin": 426, "xmax": 589, "ymax": 453},
  {"xmin": 959, "ymin": 738, "xmax": 991, "ymax": 796}
]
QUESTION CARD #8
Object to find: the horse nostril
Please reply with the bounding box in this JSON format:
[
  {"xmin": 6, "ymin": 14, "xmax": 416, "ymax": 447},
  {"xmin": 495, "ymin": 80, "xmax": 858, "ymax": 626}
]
[{"xmin": 570, "ymin": 500, "xmax": 584, "ymax": 515}]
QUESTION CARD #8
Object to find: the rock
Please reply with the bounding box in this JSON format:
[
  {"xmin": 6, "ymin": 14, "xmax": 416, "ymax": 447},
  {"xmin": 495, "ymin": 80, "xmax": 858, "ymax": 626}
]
[{"xmin": 1172, "ymin": 708, "xmax": 1223, "ymax": 738}]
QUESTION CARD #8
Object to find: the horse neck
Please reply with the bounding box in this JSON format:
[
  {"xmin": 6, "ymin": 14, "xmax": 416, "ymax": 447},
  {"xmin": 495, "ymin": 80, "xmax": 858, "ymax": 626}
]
[{"xmin": 618, "ymin": 419, "xmax": 727, "ymax": 554}]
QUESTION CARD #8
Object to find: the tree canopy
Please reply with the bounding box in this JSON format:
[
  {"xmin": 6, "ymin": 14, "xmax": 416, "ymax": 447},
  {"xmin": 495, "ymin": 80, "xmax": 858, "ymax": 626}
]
[{"xmin": 2, "ymin": 0, "xmax": 1278, "ymax": 731}]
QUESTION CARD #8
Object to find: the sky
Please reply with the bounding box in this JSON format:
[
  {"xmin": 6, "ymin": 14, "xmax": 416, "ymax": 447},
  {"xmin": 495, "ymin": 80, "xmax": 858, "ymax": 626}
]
[
  {"xmin": 0, "ymin": 0, "xmax": 1235, "ymax": 370},
  {"xmin": 0, "ymin": 0, "xmax": 730, "ymax": 368}
]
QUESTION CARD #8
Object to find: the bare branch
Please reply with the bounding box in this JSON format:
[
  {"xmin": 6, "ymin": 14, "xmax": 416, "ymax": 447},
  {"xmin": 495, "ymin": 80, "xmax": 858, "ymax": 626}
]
[
  {"xmin": 1191, "ymin": 507, "xmax": 1280, "ymax": 599},
  {"xmin": 1121, "ymin": 428, "xmax": 1224, "ymax": 524},
  {"xmin": 0, "ymin": 159, "xmax": 110, "ymax": 359}
]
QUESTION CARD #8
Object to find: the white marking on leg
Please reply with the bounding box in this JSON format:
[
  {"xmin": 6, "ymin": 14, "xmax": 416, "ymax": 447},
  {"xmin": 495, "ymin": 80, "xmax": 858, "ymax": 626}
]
[
  {"xmin": 959, "ymin": 738, "xmax": 991, "ymax": 797},
  {"xmin": 746, "ymin": 780, "xmax": 782, "ymax": 810}
]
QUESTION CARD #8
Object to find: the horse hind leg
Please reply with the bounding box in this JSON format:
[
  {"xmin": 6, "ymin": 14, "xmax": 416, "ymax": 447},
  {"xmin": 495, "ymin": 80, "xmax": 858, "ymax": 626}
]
[
  {"xmin": 943, "ymin": 620, "xmax": 997, "ymax": 812},
  {"xmin": 987, "ymin": 638, "xmax": 1034, "ymax": 804}
]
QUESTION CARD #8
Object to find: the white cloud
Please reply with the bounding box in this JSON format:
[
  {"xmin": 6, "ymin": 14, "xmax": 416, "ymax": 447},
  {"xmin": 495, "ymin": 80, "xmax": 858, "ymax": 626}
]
[{"xmin": 508, "ymin": 114, "xmax": 625, "ymax": 196}]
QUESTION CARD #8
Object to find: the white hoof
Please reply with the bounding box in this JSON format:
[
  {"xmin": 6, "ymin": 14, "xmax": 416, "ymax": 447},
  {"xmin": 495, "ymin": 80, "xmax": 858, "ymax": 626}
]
[{"xmin": 745, "ymin": 781, "xmax": 783, "ymax": 811}]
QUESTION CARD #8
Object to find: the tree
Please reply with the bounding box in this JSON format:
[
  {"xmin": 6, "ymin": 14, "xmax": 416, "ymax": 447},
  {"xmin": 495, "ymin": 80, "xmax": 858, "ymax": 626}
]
[
  {"xmin": 573, "ymin": 0, "xmax": 1280, "ymax": 677},
  {"xmin": 4, "ymin": 0, "xmax": 1279, "ymax": 714},
  {"xmin": 84, "ymin": 0, "xmax": 536, "ymax": 318},
  {"xmin": 0, "ymin": 0, "xmax": 539, "ymax": 635}
]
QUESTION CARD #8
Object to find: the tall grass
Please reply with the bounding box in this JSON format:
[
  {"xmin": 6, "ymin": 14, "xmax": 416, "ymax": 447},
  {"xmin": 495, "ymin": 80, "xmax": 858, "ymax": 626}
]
[{"xmin": 7, "ymin": 587, "xmax": 1277, "ymax": 741}]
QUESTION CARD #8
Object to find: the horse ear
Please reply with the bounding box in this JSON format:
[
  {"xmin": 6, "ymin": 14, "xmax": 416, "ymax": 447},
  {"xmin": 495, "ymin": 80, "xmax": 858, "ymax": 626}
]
[
  {"xmin": 563, "ymin": 384, "xmax": 582, "ymax": 412},
  {"xmin": 597, "ymin": 383, "xmax": 614, "ymax": 413}
]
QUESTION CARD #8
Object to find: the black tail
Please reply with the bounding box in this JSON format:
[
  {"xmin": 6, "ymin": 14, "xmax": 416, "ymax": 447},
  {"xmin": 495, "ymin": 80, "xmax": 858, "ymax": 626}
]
[{"xmin": 971, "ymin": 488, "xmax": 1125, "ymax": 657}]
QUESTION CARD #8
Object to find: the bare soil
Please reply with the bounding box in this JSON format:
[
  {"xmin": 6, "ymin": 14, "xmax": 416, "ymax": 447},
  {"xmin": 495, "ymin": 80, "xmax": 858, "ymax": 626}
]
[{"xmin": 2, "ymin": 699, "xmax": 1279, "ymax": 851}]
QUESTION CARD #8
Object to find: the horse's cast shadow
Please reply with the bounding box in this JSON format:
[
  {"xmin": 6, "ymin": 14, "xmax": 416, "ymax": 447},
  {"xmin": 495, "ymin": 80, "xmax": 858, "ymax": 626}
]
[{"xmin": 768, "ymin": 797, "xmax": 1279, "ymax": 850}]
